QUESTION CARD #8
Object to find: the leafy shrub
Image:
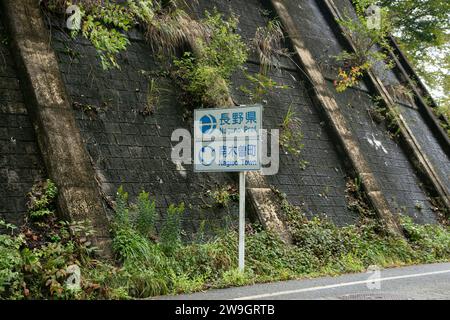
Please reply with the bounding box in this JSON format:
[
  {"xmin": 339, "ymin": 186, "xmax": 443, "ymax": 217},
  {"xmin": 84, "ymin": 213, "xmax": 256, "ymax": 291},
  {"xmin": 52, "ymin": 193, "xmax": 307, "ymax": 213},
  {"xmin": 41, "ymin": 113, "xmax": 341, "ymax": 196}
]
[
  {"xmin": 333, "ymin": 0, "xmax": 394, "ymax": 92},
  {"xmin": 160, "ymin": 203, "xmax": 185, "ymax": 254},
  {"xmin": 82, "ymin": 16, "xmax": 130, "ymax": 69},
  {"xmin": 43, "ymin": 0, "xmax": 203, "ymax": 70},
  {"xmin": 201, "ymin": 10, "xmax": 248, "ymax": 77},
  {"xmin": 173, "ymin": 10, "xmax": 248, "ymax": 108},
  {"xmin": 27, "ymin": 179, "xmax": 58, "ymax": 220},
  {"xmin": 136, "ymin": 191, "xmax": 156, "ymax": 238},
  {"xmin": 2, "ymin": 184, "xmax": 449, "ymax": 300},
  {"xmin": 0, "ymin": 232, "xmax": 25, "ymax": 299},
  {"xmin": 208, "ymin": 185, "xmax": 238, "ymax": 208},
  {"xmin": 245, "ymin": 228, "xmax": 318, "ymax": 278},
  {"xmin": 174, "ymin": 54, "xmax": 232, "ymax": 107},
  {"xmin": 401, "ymin": 216, "xmax": 450, "ymax": 261},
  {"xmin": 0, "ymin": 217, "xmax": 103, "ymax": 299}
]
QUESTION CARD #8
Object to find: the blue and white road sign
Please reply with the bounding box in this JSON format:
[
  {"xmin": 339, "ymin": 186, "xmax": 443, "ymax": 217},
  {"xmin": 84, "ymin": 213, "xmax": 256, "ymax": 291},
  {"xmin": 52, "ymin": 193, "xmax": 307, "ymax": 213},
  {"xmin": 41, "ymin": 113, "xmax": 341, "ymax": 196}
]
[{"xmin": 194, "ymin": 105, "xmax": 262, "ymax": 172}]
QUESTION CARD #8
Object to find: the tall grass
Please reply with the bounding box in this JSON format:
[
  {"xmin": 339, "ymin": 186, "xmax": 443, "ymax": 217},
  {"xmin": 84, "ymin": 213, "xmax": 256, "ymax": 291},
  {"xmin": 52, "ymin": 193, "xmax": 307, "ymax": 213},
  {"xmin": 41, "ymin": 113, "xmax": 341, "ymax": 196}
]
[
  {"xmin": 1, "ymin": 186, "xmax": 449, "ymax": 299},
  {"xmin": 103, "ymin": 188, "xmax": 450, "ymax": 299}
]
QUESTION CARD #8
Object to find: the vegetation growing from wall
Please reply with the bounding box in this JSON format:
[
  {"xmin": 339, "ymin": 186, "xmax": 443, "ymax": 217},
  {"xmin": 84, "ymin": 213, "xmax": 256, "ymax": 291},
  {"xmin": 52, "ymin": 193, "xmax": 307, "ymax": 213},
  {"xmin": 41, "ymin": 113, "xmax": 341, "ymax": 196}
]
[
  {"xmin": 332, "ymin": 1, "xmax": 449, "ymax": 138},
  {"xmin": 1, "ymin": 184, "xmax": 449, "ymax": 299},
  {"xmin": 252, "ymin": 19, "xmax": 287, "ymax": 75},
  {"xmin": 43, "ymin": 2, "xmax": 288, "ymax": 113},
  {"xmin": 172, "ymin": 10, "xmax": 248, "ymax": 108},
  {"xmin": 141, "ymin": 78, "xmax": 163, "ymax": 116},
  {"xmin": 173, "ymin": 15, "xmax": 290, "ymax": 109},
  {"xmin": 43, "ymin": 0, "xmax": 206, "ymax": 70},
  {"xmin": 207, "ymin": 185, "xmax": 239, "ymax": 208},
  {"xmin": 44, "ymin": 1, "xmax": 244, "ymax": 109},
  {"xmin": 333, "ymin": 0, "xmax": 394, "ymax": 92},
  {"xmin": 279, "ymin": 105, "xmax": 307, "ymax": 167},
  {"xmin": 368, "ymin": 95, "xmax": 402, "ymax": 138},
  {"xmin": 433, "ymin": 103, "xmax": 450, "ymax": 139},
  {"xmin": 26, "ymin": 179, "xmax": 58, "ymax": 221},
  {"xmin": 240, "ymin": 19, "xmax": 290, "ymax": 104},
  {"xmin": 345, "ymin": 177, "xmax": 375, "ymax": 217}
]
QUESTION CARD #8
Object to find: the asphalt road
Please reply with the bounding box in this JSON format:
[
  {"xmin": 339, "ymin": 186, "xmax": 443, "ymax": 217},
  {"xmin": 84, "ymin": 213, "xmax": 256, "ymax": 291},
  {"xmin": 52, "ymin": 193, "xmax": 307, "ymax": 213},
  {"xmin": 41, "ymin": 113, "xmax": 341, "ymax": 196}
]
[{"xmin": 155, "ymin": 262, "xmax": 450, "ymax": 300}]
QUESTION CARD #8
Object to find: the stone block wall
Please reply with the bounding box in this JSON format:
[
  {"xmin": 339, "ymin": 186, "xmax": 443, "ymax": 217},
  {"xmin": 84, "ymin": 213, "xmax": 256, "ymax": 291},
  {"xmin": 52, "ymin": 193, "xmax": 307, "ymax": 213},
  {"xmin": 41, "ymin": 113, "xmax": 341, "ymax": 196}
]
[
  {"xmin": 47, "ymin": 0, "xmax": 361, "ymax": 229},
  {"xmin": 282, "ymin": 0, "xmax": 442, "ymax": 223},
  {"xmin": 48, "ymin": 21, "xmax": 238, "ymax": 236},
  {"xmin": 332, "ymin": 0, "xmax": 450, "ymax": 197},
  {"xmin": 191, "ymin": 0, "xmax": 359, "ymax": 224},
  {"xmin": 2, "ymin": 0, "xmax": 448, "ymax": 235},
  {"xmin": 0, "ymin": 14, "xmax": 46, "ymax": 225}
]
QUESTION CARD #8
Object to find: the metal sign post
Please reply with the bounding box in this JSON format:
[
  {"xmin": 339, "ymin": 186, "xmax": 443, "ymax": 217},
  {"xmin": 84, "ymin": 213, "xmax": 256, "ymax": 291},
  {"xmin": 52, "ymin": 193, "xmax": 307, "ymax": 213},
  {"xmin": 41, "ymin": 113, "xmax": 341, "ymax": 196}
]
[
  {"xmin": 239, "ymin": 171, "xmax": 246, "ymax": 272},
  {"xmin": 194, "ymin": 105, "xmax": 262, "ymax": 273}
]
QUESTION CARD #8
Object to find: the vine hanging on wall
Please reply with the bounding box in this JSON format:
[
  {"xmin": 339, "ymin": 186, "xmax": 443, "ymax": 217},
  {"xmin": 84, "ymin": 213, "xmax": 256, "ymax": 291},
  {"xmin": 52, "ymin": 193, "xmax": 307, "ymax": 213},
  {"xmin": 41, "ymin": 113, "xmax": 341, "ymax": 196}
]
[{"xmin": 41, "ymin": 0, "xmax": 205, "ymax": 70}]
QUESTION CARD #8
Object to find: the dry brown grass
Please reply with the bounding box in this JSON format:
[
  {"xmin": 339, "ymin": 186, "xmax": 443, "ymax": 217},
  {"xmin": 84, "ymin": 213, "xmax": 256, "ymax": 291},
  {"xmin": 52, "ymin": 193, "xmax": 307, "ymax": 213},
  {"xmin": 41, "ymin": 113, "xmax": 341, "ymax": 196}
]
[{"xmin": 251, "ymin": 19, "xmax": 288, "ymax": 75}]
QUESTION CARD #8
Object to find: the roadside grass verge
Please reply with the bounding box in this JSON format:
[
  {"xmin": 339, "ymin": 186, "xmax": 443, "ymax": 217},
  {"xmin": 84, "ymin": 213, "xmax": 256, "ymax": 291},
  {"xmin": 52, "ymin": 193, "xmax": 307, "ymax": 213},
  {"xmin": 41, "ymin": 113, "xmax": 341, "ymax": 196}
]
[{"xmin": 1, "ymin": 185, "xmax": 449, "ymax": 299}]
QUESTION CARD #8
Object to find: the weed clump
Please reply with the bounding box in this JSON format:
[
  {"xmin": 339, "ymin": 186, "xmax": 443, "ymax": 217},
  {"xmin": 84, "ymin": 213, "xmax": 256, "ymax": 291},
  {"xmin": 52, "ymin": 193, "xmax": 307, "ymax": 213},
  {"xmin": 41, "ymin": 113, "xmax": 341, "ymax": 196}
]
[
  {"xmin": 27, "ymin": 179, "xmax": 58, "ymax": 221},
  {"xmin": 173, "ymin": 10, "xmax": 248, "ymax": 108},
  {"xmin": 1, "ymin": 185, "xmax": 449, "ymax": 299}
]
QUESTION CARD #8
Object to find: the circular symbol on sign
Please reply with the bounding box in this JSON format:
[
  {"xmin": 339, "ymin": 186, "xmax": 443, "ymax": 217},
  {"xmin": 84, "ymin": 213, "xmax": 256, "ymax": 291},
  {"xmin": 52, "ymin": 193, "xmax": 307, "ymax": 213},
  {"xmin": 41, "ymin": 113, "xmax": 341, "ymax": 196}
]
[
  {"xmin": 199, "ymin": 146, "xmax": 215, "ymax": 166},
  {"xmin": 200, "ymin": 114, "xmax": 217, "ymax": 134}
]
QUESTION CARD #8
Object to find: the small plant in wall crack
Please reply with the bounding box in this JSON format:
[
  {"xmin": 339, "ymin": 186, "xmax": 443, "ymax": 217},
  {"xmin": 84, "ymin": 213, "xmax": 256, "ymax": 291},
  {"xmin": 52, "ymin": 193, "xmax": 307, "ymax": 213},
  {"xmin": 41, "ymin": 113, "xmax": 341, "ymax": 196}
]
[
  {"xmin": 240, "ymin": 19, "xmax": 290, "ymax": 104},
  {"xmin": 368, "ymin": 95, "xmax": 402, "ymax": 138},
  {"xmin": 143, "ymin": 78, "xmax": 161, "ymax": 116},
  {"xmin": 26, "ymin": 179, "xmax": 58, "ymax": 221},
  {"xmin": 334, "ymin": 59, "xmax": 371, "ymax": 92},
  {"xmin": 207, "ymin": 185, "xmax": 239, "ymax": 208},
  {"xmin": 240, "ymin": 72, "xmax": 289, "ymax": 104},
  {"xmin": 384, "ymin": 105, "xmax": 402, "ymax": 138},
  {"xmin": 140, "ymin": 78, "xmax": 172, "ymax": 116},
  {"xmin": 279, "ymin": 104, "xmax": 307, "ymax": 168},
  {"xmin": 72, "ymin": 101, "xmax": 110, "ymax": 119},
  {"xmin": 415, "ymin": 201, "xmax": 424, "ymax": 212},
  {"xmin": 345, "ymin": 177, "xmax": 375, "ymax": 217}
]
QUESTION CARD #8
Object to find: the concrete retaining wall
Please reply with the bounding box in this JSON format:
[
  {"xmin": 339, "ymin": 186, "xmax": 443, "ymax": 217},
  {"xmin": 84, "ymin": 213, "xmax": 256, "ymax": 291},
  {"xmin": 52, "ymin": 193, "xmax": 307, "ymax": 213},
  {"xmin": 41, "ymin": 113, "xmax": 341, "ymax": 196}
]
[
  {"xmin": 0, "ymin": 13, "xmax": 46, "ymax": 226},
  {"xmin": 1, "ymin": 0, "xmax": 448, "ymax": 239}
]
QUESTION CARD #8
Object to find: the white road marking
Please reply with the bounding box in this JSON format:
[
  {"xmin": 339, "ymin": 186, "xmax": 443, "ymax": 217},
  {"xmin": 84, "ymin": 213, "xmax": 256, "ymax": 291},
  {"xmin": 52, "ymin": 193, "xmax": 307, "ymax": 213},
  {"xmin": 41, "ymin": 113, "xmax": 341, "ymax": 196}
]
[{"xmin": 232, "ymin": 269, "xmax": 450, "ymax": 300}]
